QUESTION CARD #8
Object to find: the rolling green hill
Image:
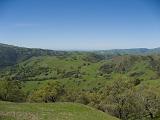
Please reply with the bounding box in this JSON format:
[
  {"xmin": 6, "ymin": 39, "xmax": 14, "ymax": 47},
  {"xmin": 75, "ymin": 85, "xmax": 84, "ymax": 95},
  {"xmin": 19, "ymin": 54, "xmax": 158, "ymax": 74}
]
[
  {"xmin": 0, "ymin": 43, "xmax": 68, "ymax": 69},
  {"xmin": 1, "ymin": 43, "xmax": 160, "ymax": 120},
  {"xmin": 1, "ymin": 53, "xmax": 160, "ymax": 91},
  {"xmin": 0, "ymin": 101, "xmax": 118, "ymax": 120}
]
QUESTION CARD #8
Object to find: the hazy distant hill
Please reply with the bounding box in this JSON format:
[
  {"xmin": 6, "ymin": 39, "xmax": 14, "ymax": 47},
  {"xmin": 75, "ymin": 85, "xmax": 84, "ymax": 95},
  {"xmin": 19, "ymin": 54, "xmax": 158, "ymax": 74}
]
[{"xmin": 95, "ymin": 48, "xmax": 160, "ymax": 56}]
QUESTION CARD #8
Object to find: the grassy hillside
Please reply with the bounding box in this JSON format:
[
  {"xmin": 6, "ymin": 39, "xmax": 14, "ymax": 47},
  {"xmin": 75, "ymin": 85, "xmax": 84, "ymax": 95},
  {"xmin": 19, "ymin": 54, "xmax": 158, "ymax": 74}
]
[
  {"xmin": 1, "ymin": 54, "xmax": 160, "ymax": 93},
  {"xmin": 1, "ymin": 43, "xmax": 160, "ymax": 120},
  {"xmin": 0, "ymin": 101, "xmax": 118, "ymax": 120}
]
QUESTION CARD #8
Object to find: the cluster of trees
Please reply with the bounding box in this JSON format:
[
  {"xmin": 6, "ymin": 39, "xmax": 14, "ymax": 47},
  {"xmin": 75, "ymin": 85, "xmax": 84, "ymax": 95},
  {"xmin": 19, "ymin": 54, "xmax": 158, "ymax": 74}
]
[
  {"xmin": 1, "ymin": 77, "xmax": 160, "ymax": 120},
  {"xmin": 99, "ymin": 78, "xmax": 160, "ymax": 120},
  {"xmin": 0, "ymin": 79, "xmax": 25, "ymax": 102},
  {"xmin": 84, "ymin": 53, "xmax": 105, "ymax": 63},
  {"xmin": 26, "ymin": 78, "xmax": 160, "ymax": 120},
  {"xmin": 28, "ymin": 81, "xmax": 64, "ymax": 102}
]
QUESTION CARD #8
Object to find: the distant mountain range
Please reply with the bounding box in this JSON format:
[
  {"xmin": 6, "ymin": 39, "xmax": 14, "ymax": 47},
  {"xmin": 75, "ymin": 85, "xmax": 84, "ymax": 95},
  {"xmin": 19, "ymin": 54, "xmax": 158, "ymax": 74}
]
[
  {"xmin": 0, "ymin": 43, "xmax": 160, "ymax": 69},
  {"xmin": 95, "ymin": 48, "xmax": 160, "ymax": 55}
]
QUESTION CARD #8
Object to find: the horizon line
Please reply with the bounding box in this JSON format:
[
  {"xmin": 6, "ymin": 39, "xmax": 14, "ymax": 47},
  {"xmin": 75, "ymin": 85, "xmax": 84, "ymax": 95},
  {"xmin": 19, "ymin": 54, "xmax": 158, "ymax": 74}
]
[{"xmin": 0, "ymin": 42, "xmax": 159, "ymax": 51}]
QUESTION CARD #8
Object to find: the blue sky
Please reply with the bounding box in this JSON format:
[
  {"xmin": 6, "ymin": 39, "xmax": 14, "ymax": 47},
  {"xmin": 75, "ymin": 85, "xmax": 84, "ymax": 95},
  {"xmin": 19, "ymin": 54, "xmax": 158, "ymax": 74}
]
[{"xmin": 0, "ymin": 0, "xmax": 160, "ymax": 50}]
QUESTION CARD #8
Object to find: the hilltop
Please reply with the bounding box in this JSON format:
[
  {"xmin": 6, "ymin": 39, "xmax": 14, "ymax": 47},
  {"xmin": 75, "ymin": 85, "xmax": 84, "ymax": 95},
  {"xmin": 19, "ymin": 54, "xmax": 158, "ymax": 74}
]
[{"xmin": 0, "ymin": 43, "xmax": 68, "ymax": 69}]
